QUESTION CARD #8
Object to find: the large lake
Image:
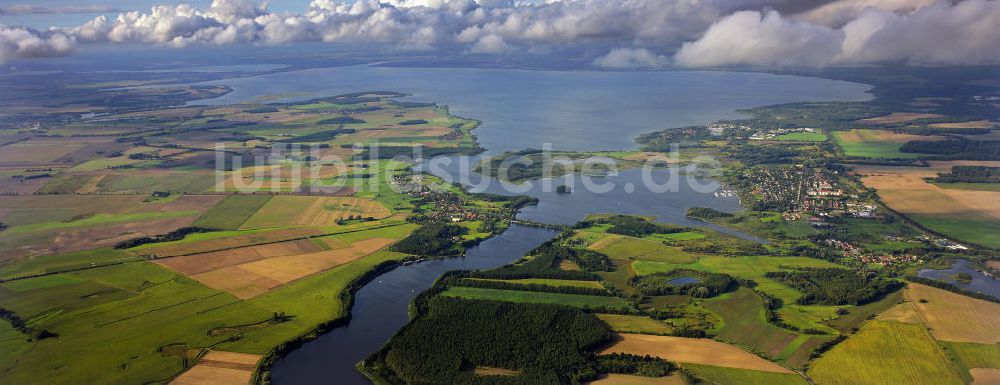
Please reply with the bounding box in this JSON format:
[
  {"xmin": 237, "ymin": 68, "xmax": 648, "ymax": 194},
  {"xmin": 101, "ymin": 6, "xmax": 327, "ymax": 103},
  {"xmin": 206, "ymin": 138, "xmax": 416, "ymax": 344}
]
[
  {"xmin": 199, "ymin": 66, "xmax": 873, "ymax": 384},
  {"xmin": 193, "ymin": 65, "xmax": 872, "ymax": 153}
]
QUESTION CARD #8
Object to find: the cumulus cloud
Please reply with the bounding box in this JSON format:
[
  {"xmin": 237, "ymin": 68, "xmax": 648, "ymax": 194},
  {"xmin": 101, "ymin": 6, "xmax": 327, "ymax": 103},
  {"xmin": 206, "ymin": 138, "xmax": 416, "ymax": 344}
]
[
  {"xmin": 0, "ymin": 26, "xmax": 75, "ymax": 63},
  {"xmin": 675, "ymin": 10, "xmax": 842, "ymax": 67},
  {"xmin": 793, "ymin": 0, "xmax": 937, "ymax": 27},
  {"xmin": 676, "ymin": 0, "xmax": 1000, "ymax": 67},
  {"xmin": 0, "ymin": 0, "xmax": 998, "ymax": 67},
  {"xmin": 51, "ymin": 0, "xmax": 734, "ymax": 51},
  {"xmin": 593, "ymin": 47, "xmax": 668, "ymax": 68},
  {"xmin": 470, "ymin": 34, "xmax": 513, "ymax": 53}
]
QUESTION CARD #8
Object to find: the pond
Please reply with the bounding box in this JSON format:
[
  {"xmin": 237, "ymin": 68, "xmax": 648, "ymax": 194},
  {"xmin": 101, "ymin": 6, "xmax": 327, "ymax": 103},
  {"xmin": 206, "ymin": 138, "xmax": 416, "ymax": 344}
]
[{"xmin": 918, "ymin": 259, "xmax": 1000, "ymax": 299}]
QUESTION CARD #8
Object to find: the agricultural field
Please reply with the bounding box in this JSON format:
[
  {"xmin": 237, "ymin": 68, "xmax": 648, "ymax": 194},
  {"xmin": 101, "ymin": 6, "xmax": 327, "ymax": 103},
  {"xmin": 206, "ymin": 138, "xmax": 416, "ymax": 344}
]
[
  {"xmin": 589, "ymin": 373, "xmax": 688, "ymax": 385},
  {"xmin": 832, "ymin": 129, "xmax": 942, "ymax": 159},
  {"xmin": 468, "ymin": 278, "xmax": 606, "ymax": 289},
  {"xmin": 905, "ymin": 283, "xmax": 1000, "ymax": 344},
  {"xmin": 598, "ymin": 333, "xmax": 793, "ymax": 373},
  {"xmin": 703, "ymin": 288, "xmax": 832, "ymax": 368},
  {"xmin": 590, "ymin": 235, "xmax": 699, "ymax": 264},
  {"xmin": 807, "ymin": 320, "xmax": 964, "ymax": 385},
  {"xmin": 191, "ymin": 195, "xmax": 273, "ymax": 230},
  {"xmin": 683, "ymin": 364, "xmax": 807, "ymax": 385},
  {"xmin": 0, "ymin": 195, "xmax": 221, "ymax": 258},
  {"xmin": 439, "ymin": 286, "xmax": 630, "ymax": 309},
  {"xmin": 154, "ymin": 223, "xmax": 414, "ymax": 298},
  {"xmin": 775, "ymin": 132, "xmax": 827, "ymax": 142},
  {"xmin": 595, "ymin": 314, "xmax": 674, "ymax": 335},
  {"xmin": 170, "ymin": 351, "xmax": 261, "ymax": 385},
  {"xmin": 0, "ymin": 90, "xmax": 514, "ymax": 385},
  {"xmin": 239, "ymin": 196, "xmax": 391, "ymax": 229},
  {"xmin": 852, "ymin": 163, "xmax": 1000, "ymax": 248},
  {"xmin": 859, "ymin": 112, "xmax": 945, "ymax": 125}
]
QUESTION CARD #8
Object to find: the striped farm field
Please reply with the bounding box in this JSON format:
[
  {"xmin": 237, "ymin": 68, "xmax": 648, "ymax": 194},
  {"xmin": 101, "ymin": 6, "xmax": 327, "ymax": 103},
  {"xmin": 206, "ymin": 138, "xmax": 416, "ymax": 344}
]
[
  {"xmin": 169, "ymin": 351, "xmax": 260, "ymax": 385},
  {"xmin": 599, "ymin": 333, "xmax": 793, "ymax": 373},
  {"xmin": 158, "ymin": 234, "xmax": 399, "ymax": 299},
  {"xmin": 191, "ymin": 195, "xmax": 272, "ymax": 230},
  {"xmin": 807, "ymin": 320, "xmax": 964, "ymax": 385},
  {"xmin": 906, "ymin": 283, "xmax": 1000, "ymax": 344},
  {"xmin": 239, "ymin": 196, "xmax": 391, "ymax": 229}
]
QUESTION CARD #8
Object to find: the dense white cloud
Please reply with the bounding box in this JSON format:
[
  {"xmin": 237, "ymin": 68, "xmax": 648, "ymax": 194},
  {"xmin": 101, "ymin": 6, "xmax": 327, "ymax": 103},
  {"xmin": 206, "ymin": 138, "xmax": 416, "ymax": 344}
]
[
  {"xmin": 0, "ymin": 0, "xmax": 998, "ymax": 67},
  {"xmin": 675, "ymin": 10, "xmax": 841, "ymax": 67},
  {"xmin": 51, "ymin": 0, "xmax": 731, "ymax": 50},
  {"xmin": 593, "ymin": 48, "xmax": 668, "ymax": 68},
  {"xmin": 793, "ymin": 0, "xmax": 937, "ymax": 27},
  {"xmin": 675, "ymin": 0, "xmax": 1000, "ymax": 67},
  {"xmin": 470, "ymin": 34, "xmax": 513, "ymax": 53},
  {"xmin": 0, "ymin": 26, "xmax": 75, "ymax": 63}
]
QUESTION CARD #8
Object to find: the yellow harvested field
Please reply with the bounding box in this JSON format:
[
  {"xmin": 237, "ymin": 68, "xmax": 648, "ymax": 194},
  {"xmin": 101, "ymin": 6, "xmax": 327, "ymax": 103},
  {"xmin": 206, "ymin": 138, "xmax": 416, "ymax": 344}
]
[
  {"xmin": 169, "ymin": 351, "xmax": 260, "ymax": 385},
  {"xmin": 156, "ymin": 238, "xmax": 323, "ymax": 275},
  {"xmin": 907, "ymin": 283, "xmax": 1000, "ymax": 343},
  {"xmin": 929, "ymin": 120, "xmax": 998, "ymax": 129},
  {"xmin": 853, "ymin": 165, "xmax": 1000, "ymax": 220},
  {"xmin": 836, "ymin": 129, "xmax": 943, "ymax": 144},
  {"xmin": 190, "ymin": 266, "xmax": 284, "ymax": 299},
  {"xmin": 598, "ymin": 334, "xmax": 792, "ymax": 373},
  {"xmin": 238, "ymin": 238, "xmax": 395, "ymax": 283},
  {"xmin": 971, "ymin": 368, "xmax": 1000, "ymax": 385},
  {"xmin": 876, "ymin": 302, "xmax": 923, "ymax": 325},
  {"xmin": 860, "ymin": 112, "xmax": 945, "ymax": 124},
  {"xmin": 589, "ymin": 374, "xmax": 687, "ymax": 385},
  {"xmin": 166, "ymin": 237, "xmax": 396, "ymax": 299}
]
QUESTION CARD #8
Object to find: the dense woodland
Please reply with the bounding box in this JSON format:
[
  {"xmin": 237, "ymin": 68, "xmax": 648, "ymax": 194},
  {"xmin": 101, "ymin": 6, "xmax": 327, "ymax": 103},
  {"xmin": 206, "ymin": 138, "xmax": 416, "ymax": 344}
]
[
  {"xmin": 636, "ymin": 126, "xmax": 711, "ymax": 151},
  {"xmin": 588, "ymin": 215, "xmax": 691, "ymax": 238},
  {"xmin": 390, "ymin": 223, "xmax": 468, "ymax": 256},
  {"xmin": 932, "ymin": 165, "xmax": 1000, "ymax": 183},
  {"xmin": 367, "ymin": 298, "xmax": 613, "ymax": 385},
  {"xmin": 766, "ymin": 269, "xmax": 902, "ymax": 306},
  {"xmin": 901, "ymin": 138, "xmax": 1000, "ymax": 160}
]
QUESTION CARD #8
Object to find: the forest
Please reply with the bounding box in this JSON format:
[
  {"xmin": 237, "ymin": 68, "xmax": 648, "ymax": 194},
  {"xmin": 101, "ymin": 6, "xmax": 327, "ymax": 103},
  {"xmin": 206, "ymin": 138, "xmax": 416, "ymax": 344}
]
[
  {"xmin": 932, "ymin": 165, "xmax": 1000, "ymax": 183},
  {"xmin": 766, "ymin": 269, "xmax": 902, "ymax": 306},
  {"xmin": 590, "ymin": 215, "xmax": 691, "ymax": 238},
  {"xmin": 390, "ymin": 223, "xmax": 469, "ymax": 256},
  {"xmin": 366, "ymin": 297, "xmax": 613, "ymax": 385}
]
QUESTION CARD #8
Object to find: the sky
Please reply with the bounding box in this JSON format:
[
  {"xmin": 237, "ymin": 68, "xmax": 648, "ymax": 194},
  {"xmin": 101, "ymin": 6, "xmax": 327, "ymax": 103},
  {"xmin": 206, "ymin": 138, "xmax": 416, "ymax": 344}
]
[{"xmin": 0, "ymin": 0, "xmax": 998, "ymax": 68}]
